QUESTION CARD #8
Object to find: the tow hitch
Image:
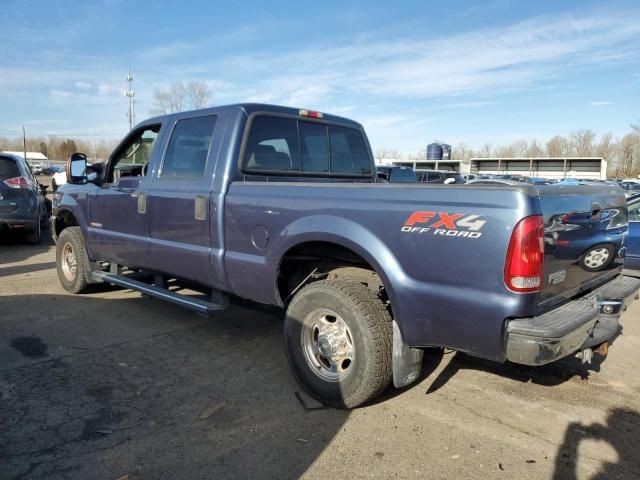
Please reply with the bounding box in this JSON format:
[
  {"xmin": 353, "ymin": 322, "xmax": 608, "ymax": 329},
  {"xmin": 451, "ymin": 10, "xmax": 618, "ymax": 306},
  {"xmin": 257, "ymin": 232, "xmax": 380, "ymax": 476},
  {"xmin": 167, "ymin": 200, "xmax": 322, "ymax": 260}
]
[{"xmin": 576, "ymin": 341, "xmax": 609, "ymax": 364}]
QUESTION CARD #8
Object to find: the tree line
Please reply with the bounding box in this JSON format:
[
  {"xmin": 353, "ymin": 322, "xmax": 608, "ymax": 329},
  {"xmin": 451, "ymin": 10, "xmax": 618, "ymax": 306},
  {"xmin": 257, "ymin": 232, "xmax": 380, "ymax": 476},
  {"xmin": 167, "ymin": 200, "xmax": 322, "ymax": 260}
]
[
  {"xmin": 382, "ymin": 127, "xmax": 640, "ymax": 178},
  {"xmin": 0, "ymin": 135, "xmax": 119, "ymax": 163}
]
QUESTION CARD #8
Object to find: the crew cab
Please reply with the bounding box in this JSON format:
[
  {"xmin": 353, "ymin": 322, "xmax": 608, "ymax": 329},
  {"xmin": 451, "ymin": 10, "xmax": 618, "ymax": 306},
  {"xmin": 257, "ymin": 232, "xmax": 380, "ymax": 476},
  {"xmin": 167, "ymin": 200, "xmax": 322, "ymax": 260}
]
[{"xmin": 52, "ymin": 104, "xmax": 640, "ymax": 408}]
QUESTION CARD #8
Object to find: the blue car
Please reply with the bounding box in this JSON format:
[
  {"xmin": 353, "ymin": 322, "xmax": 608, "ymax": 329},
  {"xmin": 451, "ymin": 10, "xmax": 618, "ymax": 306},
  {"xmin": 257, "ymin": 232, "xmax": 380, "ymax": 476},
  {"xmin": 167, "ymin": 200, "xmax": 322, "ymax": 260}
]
[{"xmin": 624, "ymin": 193, "xmax": 640, "ymax": 276}]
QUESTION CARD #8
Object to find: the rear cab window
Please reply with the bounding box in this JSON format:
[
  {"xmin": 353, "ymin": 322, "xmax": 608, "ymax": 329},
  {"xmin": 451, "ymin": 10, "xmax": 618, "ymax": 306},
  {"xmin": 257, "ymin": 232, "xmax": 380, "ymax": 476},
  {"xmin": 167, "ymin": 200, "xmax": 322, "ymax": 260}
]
[{"xmin": 242, "ymin": 115, "xmax": 372, "ymax": 178}]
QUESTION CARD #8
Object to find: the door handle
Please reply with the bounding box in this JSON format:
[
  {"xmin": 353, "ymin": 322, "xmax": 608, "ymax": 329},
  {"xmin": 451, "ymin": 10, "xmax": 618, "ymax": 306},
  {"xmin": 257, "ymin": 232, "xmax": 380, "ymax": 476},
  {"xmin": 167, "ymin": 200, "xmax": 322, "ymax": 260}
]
[
  {"xmin": 195, "ymin": 195, "xmax": 207, "ymax": 221},
  {"xmin": 137, "ymin": 192, "xmax": 147, "ymax": 214}
]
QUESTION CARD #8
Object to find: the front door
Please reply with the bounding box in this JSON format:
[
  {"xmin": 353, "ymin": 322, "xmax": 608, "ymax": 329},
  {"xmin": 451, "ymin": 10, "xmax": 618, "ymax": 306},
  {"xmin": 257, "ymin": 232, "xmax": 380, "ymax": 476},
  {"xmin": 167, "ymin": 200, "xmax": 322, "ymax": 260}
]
[
  {"xmin": 147, "ymin": 113, "xmax": 219, "ymax": 285},
  {"xmin": 88, "ymin": 124, "xmax": 162, "ymax": 268}
]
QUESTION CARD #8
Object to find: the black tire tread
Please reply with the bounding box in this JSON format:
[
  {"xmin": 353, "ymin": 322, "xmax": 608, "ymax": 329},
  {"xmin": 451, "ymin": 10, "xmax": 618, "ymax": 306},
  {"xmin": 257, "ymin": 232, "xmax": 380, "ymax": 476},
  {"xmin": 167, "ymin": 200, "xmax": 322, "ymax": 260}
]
[
  {"xmin": 286, "ymin": 279, "xmax": 393, "ymax": 408},
  {"xmin": 56, "ymin": 226, "xmax": 89, "ymax": 294}
]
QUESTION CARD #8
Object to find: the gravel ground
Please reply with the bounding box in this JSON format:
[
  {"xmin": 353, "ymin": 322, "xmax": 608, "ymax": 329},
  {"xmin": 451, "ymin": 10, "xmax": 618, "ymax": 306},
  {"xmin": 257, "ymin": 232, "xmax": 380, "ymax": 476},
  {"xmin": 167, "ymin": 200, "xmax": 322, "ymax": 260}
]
[{"xmin": 1, "ymin": 218, "xmax": 639, "ymax": 479}]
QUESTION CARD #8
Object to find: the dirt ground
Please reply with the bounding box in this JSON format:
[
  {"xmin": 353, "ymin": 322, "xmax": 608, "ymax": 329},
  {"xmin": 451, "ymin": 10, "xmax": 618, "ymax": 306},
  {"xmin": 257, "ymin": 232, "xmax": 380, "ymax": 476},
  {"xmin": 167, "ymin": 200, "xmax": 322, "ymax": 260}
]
[{"xmin": 1, "ymin": 201, "xmax": 640, "ymax": 479}]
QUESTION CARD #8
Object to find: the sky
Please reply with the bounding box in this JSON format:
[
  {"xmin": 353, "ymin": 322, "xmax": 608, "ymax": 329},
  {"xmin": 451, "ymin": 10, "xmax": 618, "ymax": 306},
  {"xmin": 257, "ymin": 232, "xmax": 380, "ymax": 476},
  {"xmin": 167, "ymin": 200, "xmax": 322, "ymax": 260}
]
[{"xmin": 1, "ymin": 0, "xmax": 639, "ymax": 155}]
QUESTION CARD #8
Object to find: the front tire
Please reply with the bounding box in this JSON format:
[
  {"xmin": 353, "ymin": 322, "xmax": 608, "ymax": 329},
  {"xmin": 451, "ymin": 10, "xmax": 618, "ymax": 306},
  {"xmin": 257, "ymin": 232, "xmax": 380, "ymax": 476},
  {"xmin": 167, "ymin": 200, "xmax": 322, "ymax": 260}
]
[
  {"xmin": 284, "ymin": 280, "xmax": 393, "ymax": 409},
  {"xmin": 56, "ymin": 227, "xmax": 90, "ymax": 293}
]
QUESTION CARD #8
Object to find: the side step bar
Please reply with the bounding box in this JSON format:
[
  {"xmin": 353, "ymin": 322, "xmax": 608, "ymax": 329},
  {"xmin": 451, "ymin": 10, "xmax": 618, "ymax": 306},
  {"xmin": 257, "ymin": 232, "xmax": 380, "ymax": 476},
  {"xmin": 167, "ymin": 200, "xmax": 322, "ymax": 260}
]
[{"xmin": 92, "ymin": 271, "xmax": 227, "ymax": 314}]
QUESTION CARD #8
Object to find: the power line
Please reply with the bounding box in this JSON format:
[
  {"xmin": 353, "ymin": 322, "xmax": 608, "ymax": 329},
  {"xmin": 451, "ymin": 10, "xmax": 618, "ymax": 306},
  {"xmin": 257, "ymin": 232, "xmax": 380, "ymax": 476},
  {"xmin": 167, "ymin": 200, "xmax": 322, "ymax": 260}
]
[{"xmin": 0, "ymin": 132, "xmax": 126, "ymax": 137}]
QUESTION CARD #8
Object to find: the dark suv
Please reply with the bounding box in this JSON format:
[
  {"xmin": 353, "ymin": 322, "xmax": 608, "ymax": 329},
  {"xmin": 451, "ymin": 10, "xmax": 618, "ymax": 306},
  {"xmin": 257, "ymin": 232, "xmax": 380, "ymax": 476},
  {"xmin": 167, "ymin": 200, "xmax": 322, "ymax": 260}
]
[{"xmin": 0, "ymin": 153, "xmax": 47, "ymax": 243}]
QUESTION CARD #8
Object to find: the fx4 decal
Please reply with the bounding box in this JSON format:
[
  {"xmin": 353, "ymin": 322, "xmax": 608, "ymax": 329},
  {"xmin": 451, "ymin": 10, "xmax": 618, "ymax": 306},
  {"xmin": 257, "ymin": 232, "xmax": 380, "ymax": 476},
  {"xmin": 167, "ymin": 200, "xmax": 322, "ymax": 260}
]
[{"xmin": 401, "ymin": 211, "xmax": 487, "ymax": 238}]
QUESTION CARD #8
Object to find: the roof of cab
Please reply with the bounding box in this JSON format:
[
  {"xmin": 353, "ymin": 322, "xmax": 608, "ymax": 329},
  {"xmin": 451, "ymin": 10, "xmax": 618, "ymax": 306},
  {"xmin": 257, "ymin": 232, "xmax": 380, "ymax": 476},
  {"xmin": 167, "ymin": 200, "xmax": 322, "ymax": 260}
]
[{"xmin": 140, "ymin": 103, "xmax": 363, "ymax": 130}]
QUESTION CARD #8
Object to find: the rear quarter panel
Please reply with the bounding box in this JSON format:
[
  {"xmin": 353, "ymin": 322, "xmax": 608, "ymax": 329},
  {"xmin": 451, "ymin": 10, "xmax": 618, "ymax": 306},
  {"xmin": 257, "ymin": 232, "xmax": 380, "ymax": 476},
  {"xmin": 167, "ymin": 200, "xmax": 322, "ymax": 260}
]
[{"xmin": 224, "ymin": 182, "xmax": 539, "ymax": 360}]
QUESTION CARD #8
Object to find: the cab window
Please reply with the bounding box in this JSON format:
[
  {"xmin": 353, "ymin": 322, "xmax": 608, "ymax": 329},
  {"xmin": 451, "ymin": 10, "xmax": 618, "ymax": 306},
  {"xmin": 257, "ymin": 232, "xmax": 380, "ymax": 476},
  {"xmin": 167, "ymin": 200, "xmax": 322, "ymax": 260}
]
[
  {"xmin": 160, "ymin": 115, "xmax": 217, "ymax": 178},
  {"xmin": 109, "ymin": 125, "xmax": 160, "ymax": 182}
]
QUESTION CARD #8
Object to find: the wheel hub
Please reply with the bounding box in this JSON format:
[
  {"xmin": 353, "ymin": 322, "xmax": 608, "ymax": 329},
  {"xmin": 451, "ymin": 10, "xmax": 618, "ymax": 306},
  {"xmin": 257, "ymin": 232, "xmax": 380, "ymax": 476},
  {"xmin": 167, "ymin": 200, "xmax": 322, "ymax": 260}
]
[
  {"xmin": 317, "ymin": 335, "xmax": 334, "ymax": 357},
  {"xmin": 61, "ymin": 243, "xmax": 77, "ymax": 281},
  {"xmin": 301, "ymin": 309, "xmax": 355, "ymax": 382}
]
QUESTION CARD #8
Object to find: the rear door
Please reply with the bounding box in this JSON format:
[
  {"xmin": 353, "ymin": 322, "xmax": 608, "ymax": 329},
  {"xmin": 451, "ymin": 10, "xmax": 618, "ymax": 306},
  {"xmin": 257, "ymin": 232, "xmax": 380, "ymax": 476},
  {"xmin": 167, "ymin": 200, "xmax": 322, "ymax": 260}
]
[{"xmin": 147, "ymin": 112, "xmax": 220, "ymax": 285}]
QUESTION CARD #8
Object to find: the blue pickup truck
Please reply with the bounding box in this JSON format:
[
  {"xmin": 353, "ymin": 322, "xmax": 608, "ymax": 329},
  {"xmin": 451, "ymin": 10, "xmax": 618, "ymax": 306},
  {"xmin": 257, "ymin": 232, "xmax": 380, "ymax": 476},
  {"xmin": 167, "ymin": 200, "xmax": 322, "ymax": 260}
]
[{"xmin": 52, "ymin": 104, "xmax": 640, "ymax": 408}]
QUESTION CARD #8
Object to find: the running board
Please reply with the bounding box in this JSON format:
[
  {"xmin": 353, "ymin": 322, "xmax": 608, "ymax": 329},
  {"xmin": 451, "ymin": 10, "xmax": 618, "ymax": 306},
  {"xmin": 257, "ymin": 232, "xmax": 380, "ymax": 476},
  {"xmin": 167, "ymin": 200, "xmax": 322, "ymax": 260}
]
[{"xmin": 91, "ymin": 271, "xmax": 227, "ymax": 314}]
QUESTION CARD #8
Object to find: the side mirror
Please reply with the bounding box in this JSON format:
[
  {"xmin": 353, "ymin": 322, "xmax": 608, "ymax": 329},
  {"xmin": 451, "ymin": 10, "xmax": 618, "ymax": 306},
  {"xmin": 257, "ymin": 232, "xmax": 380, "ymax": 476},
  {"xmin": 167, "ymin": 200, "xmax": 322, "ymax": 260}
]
[{"xmin": 67, "ymin": 153, "xmax": 87, "ymax": 184}]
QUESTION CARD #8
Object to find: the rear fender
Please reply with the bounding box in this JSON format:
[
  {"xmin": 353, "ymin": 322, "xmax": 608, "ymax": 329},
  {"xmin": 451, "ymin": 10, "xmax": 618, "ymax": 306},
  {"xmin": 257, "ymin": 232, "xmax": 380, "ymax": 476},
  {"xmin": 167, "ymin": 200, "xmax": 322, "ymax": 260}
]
[{"xmin": 272, "ymin": 215, "xmax": 411, "ymax": 337}]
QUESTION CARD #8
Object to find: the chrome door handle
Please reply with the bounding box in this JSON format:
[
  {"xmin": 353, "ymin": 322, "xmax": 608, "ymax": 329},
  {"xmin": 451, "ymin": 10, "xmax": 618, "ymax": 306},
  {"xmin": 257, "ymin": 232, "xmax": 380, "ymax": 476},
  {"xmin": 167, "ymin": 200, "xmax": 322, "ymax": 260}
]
[{"xmin": 137, "ymin": 192, "xmax": 147, "ymax": 214}]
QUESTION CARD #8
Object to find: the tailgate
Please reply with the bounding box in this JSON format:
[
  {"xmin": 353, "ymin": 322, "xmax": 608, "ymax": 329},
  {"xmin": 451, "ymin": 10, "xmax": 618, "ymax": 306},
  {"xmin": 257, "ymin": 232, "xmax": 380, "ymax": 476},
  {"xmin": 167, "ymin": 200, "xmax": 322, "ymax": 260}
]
[{"xmin": 537, "ymin": 184, "xmax": 628, "ymax": 311}]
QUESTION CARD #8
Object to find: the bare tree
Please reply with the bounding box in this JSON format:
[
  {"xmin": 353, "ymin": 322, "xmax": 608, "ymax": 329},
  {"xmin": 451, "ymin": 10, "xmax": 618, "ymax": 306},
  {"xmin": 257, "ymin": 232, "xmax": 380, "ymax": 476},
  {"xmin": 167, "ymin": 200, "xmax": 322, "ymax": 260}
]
[
  {"xmin": 526, "ymin": 139, "xmax": 544, "ymax": 158},
  {"xmin": 596, "ymin": 132, "xmax": 616, "ymax": 161},
  {"xmin": 509, "ymin": 140, "xmax": 528, "ymax": 157},
  {"xmin": 478, "ymin": 143, "xmax": 493, "ymax": 158},
  {"xmin": 406, "ymin": 150, "xmax": 425, "ymax": 161},
  {"xmin": 570, "ymin": 129, "xmax": 597, "ymax": 157},
  {"xmin": 151, "ymin": 82, "xmax": 187, "ymax": 115},
  {"xmin": 151, "ymin": 81, "xmax": 212, "ymax": 115},
  {"xmin": 452, "ymin": 142, "xmax": 473, "ymax": 160},
  {"xmin": 375, "ymin": 148, "xmax": 402, "ymax": 160},
  {"xmin": 618, "ymin": 133, "xmax": 640, "ymax": 177},
  {"xmin": 186, "ymin": 81, "xmax": 212, "ymax": 109},
  {"xmin": 495, "ymin": 144, "xmax": 515, "ymax": 158},
  {"xmin": 546, "ymin": 135, "xmax": 570, "ymax": 157}
]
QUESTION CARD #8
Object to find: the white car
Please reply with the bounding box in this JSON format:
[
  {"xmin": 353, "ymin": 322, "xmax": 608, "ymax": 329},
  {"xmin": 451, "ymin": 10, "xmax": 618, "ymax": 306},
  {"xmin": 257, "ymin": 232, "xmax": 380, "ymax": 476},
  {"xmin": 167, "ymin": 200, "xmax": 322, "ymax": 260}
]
[
  {"xmin": 51, "ymin": 169, "xmax": 67, "ymax": 191},
  {"xmin": 52, "ymin": 164, "xmax": 96, "ymax": 191}
]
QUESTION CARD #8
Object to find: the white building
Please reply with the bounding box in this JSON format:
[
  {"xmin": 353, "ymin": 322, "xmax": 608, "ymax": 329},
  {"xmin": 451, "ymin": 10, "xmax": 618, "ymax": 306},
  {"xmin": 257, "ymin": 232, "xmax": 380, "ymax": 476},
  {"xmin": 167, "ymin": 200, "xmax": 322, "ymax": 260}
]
[
  {"xmin": 2, "ymin": 151, "xmax": 48, "ymax": 166},
  {"xmin": 469, "ymin": 157, "xmax": 606, "ymax": 180},
  {"xmin": 393, "ymin": 159, "xmax": 469, "ymax": 173}
]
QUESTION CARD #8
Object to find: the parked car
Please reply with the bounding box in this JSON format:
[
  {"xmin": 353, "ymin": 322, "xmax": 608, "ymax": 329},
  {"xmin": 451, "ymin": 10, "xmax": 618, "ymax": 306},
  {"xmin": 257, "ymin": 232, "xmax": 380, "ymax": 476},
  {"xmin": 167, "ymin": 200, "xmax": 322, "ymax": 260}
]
[
  {"xmin": 624, "ymin": 193, "xmax": 640, "ymax": 277},
  {"xmin": 41, "ymin": 166, "xmax": 63, "ymax": 176},
  {"xmin": 495, "ymin": 174, "xmax": 522, "ymax": 181},
  {"xmin": 376, "ymin": 166, "xmax": 416, "ymax": 183},
  {"xmin": 52, "ymin": 103, "xmax": 639, "ymax": 408},
  {"xmin": 51, "ymin": 168, "xmax": 66, "ymax": 191},
  {"xmin": 0, "ymin": 153, "xmax": 48, "ymax": 243},
  {"xmin": 524, "ymin": 176, "xmax": 551, "ymax": 185},
  {"xmin": 416, "ymin": 169, "xmax": 466, "ymax": 184},
  {"xmin": 620, "ymin": 180, "xmax": 640, "ymax": 190}
]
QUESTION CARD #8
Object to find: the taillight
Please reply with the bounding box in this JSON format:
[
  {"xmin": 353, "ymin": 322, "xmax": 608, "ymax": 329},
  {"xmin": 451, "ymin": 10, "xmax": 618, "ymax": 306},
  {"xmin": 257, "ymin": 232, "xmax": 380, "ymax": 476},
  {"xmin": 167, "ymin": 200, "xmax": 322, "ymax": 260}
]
[
  {"xmin": 3, "ymin": 176, "xmax": 32, "ymax": 189},
  {"xmin": 505, "ymin": 215, "xmax": 544, "ymax": 293}
]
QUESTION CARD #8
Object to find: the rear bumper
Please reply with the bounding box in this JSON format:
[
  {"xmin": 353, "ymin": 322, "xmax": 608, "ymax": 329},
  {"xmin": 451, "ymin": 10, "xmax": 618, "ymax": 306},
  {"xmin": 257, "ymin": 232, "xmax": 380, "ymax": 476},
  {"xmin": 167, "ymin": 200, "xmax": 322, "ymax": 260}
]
[
  {"xmin": 0, "ymin": 217, "xmax": 38, "ymax": 231},
  {"xmin": 506, "ymin": 275, "xmax": 640, "ymax": 366},
  {"xmin": 0, "ymin": 199, "xmax": 38, "ymax": 230}
]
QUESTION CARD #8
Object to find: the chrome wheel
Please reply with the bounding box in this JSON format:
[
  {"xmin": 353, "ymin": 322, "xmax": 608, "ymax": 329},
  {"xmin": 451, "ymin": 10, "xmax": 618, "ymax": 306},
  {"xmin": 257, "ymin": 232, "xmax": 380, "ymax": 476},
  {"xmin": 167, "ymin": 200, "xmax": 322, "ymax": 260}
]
[
  {"xmin": 61, "ymin": 243, "xmax": 77, "ymax": 281},
  {"xmin": 301, "ymin": 308, "xmax": 355, "ymax": 382},
  {"xmin": 584, "ymin": 247, "xmax": 610, "ymax": 269}
]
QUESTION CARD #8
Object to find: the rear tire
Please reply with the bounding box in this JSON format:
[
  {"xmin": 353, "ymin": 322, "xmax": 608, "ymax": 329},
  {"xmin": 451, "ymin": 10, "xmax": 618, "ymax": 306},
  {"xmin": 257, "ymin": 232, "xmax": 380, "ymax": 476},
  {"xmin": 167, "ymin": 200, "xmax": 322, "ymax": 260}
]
[
  {"xmin": 284, "ymin": 280, "xmax": 393, "ymax": 409},
  {"xmin": 56, "ymin": 227, "xmax": 90, "ymax": 293}
]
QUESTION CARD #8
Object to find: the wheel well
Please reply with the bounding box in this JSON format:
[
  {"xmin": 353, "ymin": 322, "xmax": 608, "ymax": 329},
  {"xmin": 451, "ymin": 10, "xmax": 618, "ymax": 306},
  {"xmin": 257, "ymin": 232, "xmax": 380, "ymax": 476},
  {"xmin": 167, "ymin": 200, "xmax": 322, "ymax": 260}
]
[
  {"xmin": 54, "ymin": 210, "xmax": 79, "ymax": 237},
  {"xmin": 277, "ymin": 241, "xmax": 388, "ymax": 306}
]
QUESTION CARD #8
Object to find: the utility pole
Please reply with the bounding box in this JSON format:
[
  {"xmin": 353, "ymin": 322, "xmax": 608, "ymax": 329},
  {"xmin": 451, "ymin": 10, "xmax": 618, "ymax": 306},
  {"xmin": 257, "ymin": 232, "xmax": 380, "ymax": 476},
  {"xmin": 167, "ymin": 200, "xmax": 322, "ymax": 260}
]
[
  {"xmin": 124, "ymin": 68, "xmax": 136, "ymax": 130},
  {"xmin": 22, "ymin": 125, "xmax": 27, "ymax": 164}
]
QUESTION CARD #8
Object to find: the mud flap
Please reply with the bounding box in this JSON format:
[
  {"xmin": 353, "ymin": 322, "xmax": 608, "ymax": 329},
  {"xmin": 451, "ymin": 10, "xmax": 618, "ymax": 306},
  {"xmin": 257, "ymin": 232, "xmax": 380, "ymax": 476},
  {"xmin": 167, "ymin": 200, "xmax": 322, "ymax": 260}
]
[{"xmin": 392, "ymin": 320, "xmax": 424, "ymax": 388}]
